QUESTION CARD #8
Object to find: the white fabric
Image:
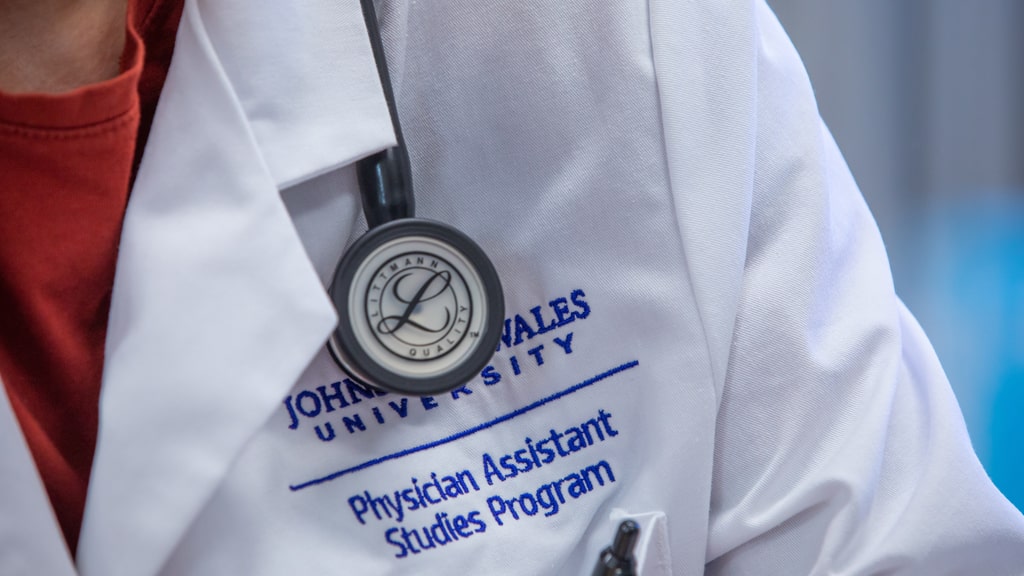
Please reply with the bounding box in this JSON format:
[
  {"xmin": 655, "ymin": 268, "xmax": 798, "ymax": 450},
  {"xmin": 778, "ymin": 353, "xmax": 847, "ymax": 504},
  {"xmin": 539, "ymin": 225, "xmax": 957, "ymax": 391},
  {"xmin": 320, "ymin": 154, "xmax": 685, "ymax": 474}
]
[
  {"xmin": 0, "ymin": 378, "xmax": 76, "ymax": 576},
  {"xmin": 2, "ymin": 0, "xmax": 1022, "ymax": 574}
]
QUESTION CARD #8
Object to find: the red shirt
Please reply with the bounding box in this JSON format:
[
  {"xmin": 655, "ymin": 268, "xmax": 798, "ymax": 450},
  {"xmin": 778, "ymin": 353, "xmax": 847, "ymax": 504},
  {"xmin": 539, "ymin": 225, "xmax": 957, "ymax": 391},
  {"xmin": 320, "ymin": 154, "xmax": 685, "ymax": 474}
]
[{"xmin": 0, "ymin": 0, "xmax": 183, "ymax": 555}]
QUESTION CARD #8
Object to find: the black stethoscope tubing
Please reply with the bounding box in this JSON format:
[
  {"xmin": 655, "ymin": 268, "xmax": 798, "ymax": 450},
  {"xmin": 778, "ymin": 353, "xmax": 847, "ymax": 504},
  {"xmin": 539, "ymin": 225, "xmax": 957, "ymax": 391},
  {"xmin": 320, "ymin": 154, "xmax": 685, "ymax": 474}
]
[{"xmin": 356, "ymin": 0, "xmax": 414, "ymax": 228}]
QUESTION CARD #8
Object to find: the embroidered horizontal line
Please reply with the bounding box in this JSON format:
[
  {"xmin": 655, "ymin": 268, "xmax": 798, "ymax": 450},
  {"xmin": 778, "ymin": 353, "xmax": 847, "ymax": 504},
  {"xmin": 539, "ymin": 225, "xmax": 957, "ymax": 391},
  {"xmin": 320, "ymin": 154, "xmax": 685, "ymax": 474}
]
[{"xmin": 288, "ymin": 359, "xmax": 639, "ymax": 491}]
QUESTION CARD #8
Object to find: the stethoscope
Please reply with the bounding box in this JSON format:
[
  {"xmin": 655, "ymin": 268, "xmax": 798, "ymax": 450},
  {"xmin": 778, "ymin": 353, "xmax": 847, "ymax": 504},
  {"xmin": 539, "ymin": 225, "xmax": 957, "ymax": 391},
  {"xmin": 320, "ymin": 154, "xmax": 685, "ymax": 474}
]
[
  {"xmin": 327, "ymin": 0, "xmax": 505, "ymax": 397},
  {"xmin": 330, "ymin": 9, "xmax": 642, "ymax": 572}
]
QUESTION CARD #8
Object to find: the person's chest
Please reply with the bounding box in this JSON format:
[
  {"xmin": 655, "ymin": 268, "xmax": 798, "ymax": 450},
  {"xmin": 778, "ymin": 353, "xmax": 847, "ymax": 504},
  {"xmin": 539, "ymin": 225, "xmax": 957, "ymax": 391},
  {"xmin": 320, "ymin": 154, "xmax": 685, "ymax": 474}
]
[
  {"xmin": 87, "ymin": 1, "xmax": 723, "ymax": 574},
  {"xmin": 172, "ymin": 160, "xmax": 717, "ymax": 575},
  {"xmin": 170, "ymin": 12, "xmax": 716, "ymax": 574}
]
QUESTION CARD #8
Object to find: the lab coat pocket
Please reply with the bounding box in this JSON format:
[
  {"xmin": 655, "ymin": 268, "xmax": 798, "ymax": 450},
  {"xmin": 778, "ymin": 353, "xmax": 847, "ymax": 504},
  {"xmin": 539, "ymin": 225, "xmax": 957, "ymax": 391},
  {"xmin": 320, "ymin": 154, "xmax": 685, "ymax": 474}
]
[{"xmin": 608, "ymin": 509, "xmax": 673, "ymax": 576}]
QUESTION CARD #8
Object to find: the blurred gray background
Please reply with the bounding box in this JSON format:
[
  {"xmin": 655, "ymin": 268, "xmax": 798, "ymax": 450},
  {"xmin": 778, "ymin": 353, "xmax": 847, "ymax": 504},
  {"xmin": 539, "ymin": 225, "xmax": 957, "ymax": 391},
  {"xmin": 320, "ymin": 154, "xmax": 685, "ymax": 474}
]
[{"xmin": 767, "ymin": 0, "xmax": 1024, "ymax": 510}]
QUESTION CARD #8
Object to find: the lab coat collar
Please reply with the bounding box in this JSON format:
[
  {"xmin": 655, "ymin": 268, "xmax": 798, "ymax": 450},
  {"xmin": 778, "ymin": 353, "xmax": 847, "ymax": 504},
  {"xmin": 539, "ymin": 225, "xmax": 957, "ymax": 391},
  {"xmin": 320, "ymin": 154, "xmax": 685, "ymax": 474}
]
[{"xmin": 77, "ymin": 1, "xmax": 393, "ymax": 575}]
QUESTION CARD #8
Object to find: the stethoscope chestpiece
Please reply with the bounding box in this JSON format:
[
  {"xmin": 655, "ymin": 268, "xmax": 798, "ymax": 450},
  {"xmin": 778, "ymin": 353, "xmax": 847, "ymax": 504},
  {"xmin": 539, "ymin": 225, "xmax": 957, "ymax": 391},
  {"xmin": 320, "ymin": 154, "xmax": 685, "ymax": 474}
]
[{"xmin": 328, "ymin": 218, "xmax": 504, "ymax": 396}]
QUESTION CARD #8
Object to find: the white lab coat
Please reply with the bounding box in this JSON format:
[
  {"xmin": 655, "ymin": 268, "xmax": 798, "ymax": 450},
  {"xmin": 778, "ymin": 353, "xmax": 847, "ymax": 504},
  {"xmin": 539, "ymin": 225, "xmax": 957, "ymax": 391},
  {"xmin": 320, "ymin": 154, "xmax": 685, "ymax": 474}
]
[{"xmin": 2, "ymin": 0, "xmax": 1022, "ymax": 574}]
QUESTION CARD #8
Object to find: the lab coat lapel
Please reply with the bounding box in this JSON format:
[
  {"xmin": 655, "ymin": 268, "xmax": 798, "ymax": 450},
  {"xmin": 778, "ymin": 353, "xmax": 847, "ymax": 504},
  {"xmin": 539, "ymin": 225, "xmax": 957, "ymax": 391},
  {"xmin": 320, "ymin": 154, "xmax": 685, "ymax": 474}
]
[
  {"xmin": 0, "ymin": 379, "xmax": 77, "ymax": 576},
  {"xmin": 77, "ymin": 1, "xmax": 393, "ymax": 575}
]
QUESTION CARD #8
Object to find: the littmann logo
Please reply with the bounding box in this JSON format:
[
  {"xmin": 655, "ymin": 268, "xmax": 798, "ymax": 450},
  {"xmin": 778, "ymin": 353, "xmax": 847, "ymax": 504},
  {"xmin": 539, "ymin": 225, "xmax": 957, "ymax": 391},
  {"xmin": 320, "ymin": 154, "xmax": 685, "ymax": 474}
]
[
  {"xmin": 367, "ymin": 253, "xmax": 474, "ymax": 362},
  {"xmin": 350, "ymin": 239, "xmax": 487, "ymax": 375}
]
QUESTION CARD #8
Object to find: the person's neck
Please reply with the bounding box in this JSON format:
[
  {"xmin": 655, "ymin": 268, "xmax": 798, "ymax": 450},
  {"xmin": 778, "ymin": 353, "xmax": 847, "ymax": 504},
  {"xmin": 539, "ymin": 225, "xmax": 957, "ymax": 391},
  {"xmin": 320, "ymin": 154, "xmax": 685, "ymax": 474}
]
[{"xmin": 0, "ymin": 0, "xmax": 129, "ymax": 94}]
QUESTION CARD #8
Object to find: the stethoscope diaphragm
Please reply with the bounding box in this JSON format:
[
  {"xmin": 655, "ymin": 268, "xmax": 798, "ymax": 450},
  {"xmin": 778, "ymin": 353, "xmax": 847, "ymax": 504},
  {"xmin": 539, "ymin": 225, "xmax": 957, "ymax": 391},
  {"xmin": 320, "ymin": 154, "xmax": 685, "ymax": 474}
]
[{"xmin": 328, "ymin": 219, "xmax": 503, "ymax": 396}]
